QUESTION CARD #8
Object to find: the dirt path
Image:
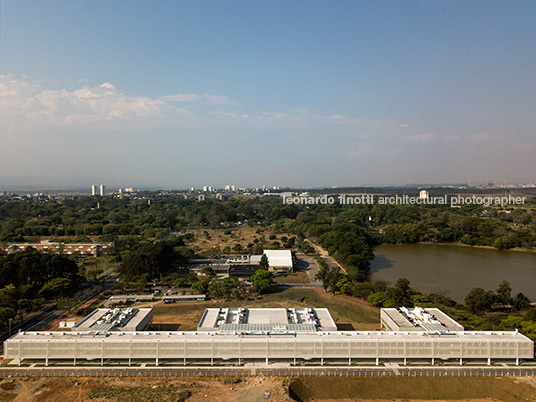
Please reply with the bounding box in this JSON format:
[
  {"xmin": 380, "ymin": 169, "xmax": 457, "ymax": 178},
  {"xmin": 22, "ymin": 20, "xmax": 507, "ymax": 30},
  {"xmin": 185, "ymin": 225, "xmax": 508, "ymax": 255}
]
[{"xmin": 305, "ymin": 240, "xmax": 347, "ymax": 274}]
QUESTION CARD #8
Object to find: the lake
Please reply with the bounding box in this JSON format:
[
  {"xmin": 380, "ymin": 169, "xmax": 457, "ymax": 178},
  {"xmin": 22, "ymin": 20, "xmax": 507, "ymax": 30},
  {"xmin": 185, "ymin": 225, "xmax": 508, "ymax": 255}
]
[{"xmin": 370, "ymin": 244, "xmax": 536, "ymax": 302}]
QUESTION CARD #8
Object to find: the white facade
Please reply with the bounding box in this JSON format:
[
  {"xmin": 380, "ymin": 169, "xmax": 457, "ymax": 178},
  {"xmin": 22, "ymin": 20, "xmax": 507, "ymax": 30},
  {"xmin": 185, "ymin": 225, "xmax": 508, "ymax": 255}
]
[
  {"xmin": 99, "ymin": 184, "xmax": 106, "ymax": 196},
  {"xmin": 419, "ymin": 190, "xmax": 429, "ymax": 199},
  {"xmin": 262, "ymin": 249, "xmax": 293, "ymax": 272},
  {"xmin": 4, "ymin": 330, "xmax": 533, "ymax": 367},
  {"xmin": 4, "ymin": 307, "xmax": 534, "ymax": 366}
]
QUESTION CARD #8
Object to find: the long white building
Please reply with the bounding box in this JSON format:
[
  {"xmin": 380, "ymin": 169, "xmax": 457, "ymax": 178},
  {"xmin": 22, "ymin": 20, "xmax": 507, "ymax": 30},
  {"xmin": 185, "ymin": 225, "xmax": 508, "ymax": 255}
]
[{"xmin": 3, "ymin": 307, "xmax": 533, "ymax": 367}]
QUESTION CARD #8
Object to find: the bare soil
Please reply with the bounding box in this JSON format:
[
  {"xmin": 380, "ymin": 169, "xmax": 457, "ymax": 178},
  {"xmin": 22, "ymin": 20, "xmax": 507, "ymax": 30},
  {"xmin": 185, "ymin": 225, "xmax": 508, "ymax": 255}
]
[
  {"xmin": 2, "ymin": 375, "xmax": 535, "ymax": 402},
  {"xmin": 0, "ymin": 376, "xmax": 289, "ymax": 402}
]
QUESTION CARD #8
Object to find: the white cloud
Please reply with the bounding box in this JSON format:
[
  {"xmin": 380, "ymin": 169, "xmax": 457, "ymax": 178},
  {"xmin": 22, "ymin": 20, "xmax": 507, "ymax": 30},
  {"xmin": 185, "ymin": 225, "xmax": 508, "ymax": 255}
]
[
  {"xmin": 203, "ymin": 94, "xmax": 238, "ymax": 106},
  {"xmin": 160, "ymin": 94, "xmax": 203, "ymax": 102},
  {"xmin": 0, "ymin": 75, "xmax": 194, "ymax": 130}
]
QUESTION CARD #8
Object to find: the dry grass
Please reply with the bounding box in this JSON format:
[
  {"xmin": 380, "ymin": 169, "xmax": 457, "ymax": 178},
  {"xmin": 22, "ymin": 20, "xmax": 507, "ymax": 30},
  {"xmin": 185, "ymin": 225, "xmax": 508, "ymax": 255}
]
[
  {"xmin": 140, "ymin": 288, "xmax": 379, "ymax": 331},
  {"xmin": 289, "ymin": 376, "xmax": 536, "ymax": 402},
  {"xmin": 273, "ymin": 270, "xmax": 310, "ymax": 284},
  {"xmin": 185, "ymin": 227, "xmax": 294, "ymax": 253}
]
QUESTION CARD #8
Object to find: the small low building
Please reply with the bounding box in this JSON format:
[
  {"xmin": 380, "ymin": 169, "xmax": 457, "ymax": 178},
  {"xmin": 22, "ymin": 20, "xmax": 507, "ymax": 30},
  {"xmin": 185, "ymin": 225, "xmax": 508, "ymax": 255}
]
[
  {"xmin": 108, "ymin": 295, "xmax": 154, "ymax": 305},
  {"xmin": 0, "ymin": 240, "xmax": 114, "ymax": 257},
  {"xmin": 162, "ymin": 294, "xmax": 206, "ymax": 303}
]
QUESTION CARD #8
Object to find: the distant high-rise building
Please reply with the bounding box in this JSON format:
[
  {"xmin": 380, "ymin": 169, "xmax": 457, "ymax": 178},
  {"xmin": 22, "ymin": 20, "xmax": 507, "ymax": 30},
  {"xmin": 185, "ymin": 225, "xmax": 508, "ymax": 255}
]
[
  {"xmin": 99, "ymin": 184, "xmax": 106, "ymax": 196},
  {"xmin": 203, "ymin": 186, "xmax": 208, "ymax": 192},
  {"xmin": 419, "ymin": 190, "xmax": 429, "ymax": 199},
  {"xmin": 225, "ymin": 185, "xmax": 231, "ymax": 191},
  {"xmin": 91, "ymin": 185, "xmax": 98, "ymax": 196}
]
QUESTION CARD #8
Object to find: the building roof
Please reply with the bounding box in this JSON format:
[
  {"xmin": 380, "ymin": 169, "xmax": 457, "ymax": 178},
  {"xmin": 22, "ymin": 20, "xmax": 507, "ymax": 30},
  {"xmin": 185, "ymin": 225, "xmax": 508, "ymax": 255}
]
[
  {"xmin": 263, "ymin": 249, "xmax": 293, "ymax": 268},
  {"xmin": 197, "ymin": 307, "xmax": 337, "ymax": 333},
  {"xmin": 8, "ymin": 329, "xmax": 533, "ymax": 344},
  {"xmin": 72, "ymin": 308, "xmax": 152, "ymax": 332},
  {"xmin": 381, "ymin": 307, "xmax": 464, "ymax": 332}
]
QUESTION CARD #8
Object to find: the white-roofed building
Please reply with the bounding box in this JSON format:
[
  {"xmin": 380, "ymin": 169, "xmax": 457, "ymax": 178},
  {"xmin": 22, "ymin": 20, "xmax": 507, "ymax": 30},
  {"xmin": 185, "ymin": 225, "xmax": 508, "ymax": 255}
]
[
  {"xmin": 261, "ymin": 249, "xmax": 293, "ymax": 272},
  {"xmin": 4, "ymin": 307, "xmax": 534, "ymax": 367}
]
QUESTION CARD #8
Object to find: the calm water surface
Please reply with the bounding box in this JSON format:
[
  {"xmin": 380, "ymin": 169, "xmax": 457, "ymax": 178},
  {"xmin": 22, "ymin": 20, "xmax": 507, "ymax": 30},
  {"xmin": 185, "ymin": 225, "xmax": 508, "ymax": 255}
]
[{"xmin": 370, "ymin": 244, "xmax": 536, "ymax": 302}]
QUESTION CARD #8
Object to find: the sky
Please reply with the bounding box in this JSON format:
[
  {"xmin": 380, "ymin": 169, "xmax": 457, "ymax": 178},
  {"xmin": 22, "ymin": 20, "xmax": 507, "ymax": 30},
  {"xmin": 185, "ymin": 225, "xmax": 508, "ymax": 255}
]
[{"xmin": 1, "ymin": 1, "xmax": 535, "ymax": 189}]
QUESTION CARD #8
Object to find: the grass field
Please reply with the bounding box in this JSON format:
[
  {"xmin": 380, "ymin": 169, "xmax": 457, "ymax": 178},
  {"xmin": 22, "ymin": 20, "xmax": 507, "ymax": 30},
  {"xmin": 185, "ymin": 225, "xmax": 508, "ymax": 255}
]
[
  {"xmin": 289, "ymin": 376, "xmax": 536, "ymax": 401},
  {"xmin": 141, "ymin": 288, "xmax": 379, "ymax": 331},
  {"xmin": 273, "ymin": 269, "xmax": 310, "ymax": 284}
]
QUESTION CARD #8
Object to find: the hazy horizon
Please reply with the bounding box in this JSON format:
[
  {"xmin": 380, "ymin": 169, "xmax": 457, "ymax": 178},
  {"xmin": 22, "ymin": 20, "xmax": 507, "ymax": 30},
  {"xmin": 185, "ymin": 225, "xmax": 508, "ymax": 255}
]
[{"xmin": 1, "ymin": 1, "xmax": 535, "ymax": 188}]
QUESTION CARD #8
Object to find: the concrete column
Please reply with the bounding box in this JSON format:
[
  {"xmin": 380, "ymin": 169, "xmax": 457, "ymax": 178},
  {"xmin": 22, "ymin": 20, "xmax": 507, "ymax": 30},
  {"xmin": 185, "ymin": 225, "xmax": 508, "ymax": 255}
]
[
  {"xmin": 74, "ymin": 358, "xmax": 76, "ymax": 367},
  {"xmin": 487, "ymin": 358, "xmax": 491, "ymax": 366},
  {"xmin": 156, "ymin": 358, "xmax": 159, "ymax": 366},
  {"xmin": 321, "ymin": 357, "xmax": 324, "ymax": 366},
  {"xmin": 431, "ymin": 358, "xmax": 435, "ymax": 365},
  {"xmin": 516, "ymin": 358, "xmax": 519, "ymax": 366},
  {"xmin": 265, "ymin": 357, "xmax": 269, "ymax": 365},
  {"xmin": 348, "ymin": 357, "xmax": 351, "ymax": 365},
  {"xmin": 45, "ymin": 358, "xmax": 48, "ymax": 367},
  {"xmin": 101, "ymin": 357, "xmax": 103, "ymax": 366},
  {"xmin": 459, "ymin": 357, "xmax": 463, "ymax": 366},
  {"xmin": 183, "ymin": 357, "xmax": 186, "ymax": 365},
  {"xmin": 211, "ymin": 358, "xmax": 213, "ymax": 366},
  {"xmin": 128, "ymin": 357, "xmax": 131, "ymax": 366}
]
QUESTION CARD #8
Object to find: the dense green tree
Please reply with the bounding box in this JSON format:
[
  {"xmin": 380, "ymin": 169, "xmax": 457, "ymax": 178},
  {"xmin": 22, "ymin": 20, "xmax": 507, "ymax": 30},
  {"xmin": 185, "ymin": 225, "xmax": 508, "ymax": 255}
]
[
  {"xmin": 512, "ymin": 292, "xmax": 531, "ymax": 311},
  {"xmin": 464, "ymin": 287, "xmax": 495, "ymax": 314},
  {"xmin": 39, "ymin": 277, "xmax": 72, "ymax": 300},
  {"xmin": 496, "ymin": 280, "xmax": 512, "ymax": 306},
  {"xmin": 251, "ymin": 269, "xmax": 274, "ymax": 294},
  {"xmin": 259, "ymin": 254, "xmax": 269, "ymax": 270},
  {"xmin": 387, "ymin": 278, "xmax": 412, "ymax": 307}
]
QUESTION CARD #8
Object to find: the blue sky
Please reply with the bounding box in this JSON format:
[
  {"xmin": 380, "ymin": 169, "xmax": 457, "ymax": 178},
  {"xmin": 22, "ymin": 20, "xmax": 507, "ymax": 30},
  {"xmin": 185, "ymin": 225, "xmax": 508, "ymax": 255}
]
[{"xmin": 1, "ymin": 1, "xmax": 535, "ymax": 189}]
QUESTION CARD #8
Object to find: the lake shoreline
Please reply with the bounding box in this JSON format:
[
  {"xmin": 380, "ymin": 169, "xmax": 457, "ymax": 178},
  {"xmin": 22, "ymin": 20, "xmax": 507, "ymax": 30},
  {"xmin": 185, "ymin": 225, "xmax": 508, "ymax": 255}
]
[
  {"xmin": 377, "ymin": 242, "xmax": 536, "ymax": 254},
  {"xmin": 370, "ymin": 243, "xmax": 536, "ymax": 302}
]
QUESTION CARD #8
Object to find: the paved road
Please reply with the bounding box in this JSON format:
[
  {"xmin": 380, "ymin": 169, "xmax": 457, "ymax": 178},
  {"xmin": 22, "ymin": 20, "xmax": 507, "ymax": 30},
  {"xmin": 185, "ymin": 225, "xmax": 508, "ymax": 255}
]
[
  {"xmin": 296, "ymin": 254, "xmax": 322, "ymax": 284},
  {"xmin": 1, "ymin": 365, "xmax": 535, "ymax": 378}
]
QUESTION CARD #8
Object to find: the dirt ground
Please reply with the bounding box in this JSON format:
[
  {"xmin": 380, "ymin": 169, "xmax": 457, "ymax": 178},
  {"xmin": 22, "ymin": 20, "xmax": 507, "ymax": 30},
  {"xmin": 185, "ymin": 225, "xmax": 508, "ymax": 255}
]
[
  {"xmin": 186, "ymin": 227, "xmax": 294, "ymax": 253},
  {"xmin": 2, "ymin": 375, "xmax": 535, "ymax": 402},
  {"xmin": 0, "ymin": 376, "xmax": 289, "ymax": 402}
]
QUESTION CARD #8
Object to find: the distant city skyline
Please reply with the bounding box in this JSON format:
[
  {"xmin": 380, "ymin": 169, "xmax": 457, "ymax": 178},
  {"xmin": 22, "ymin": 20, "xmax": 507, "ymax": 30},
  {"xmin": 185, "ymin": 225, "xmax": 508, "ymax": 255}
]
[{"xmin": 1, "ymin": 1, "xmax": 535, "ymax": 188}]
